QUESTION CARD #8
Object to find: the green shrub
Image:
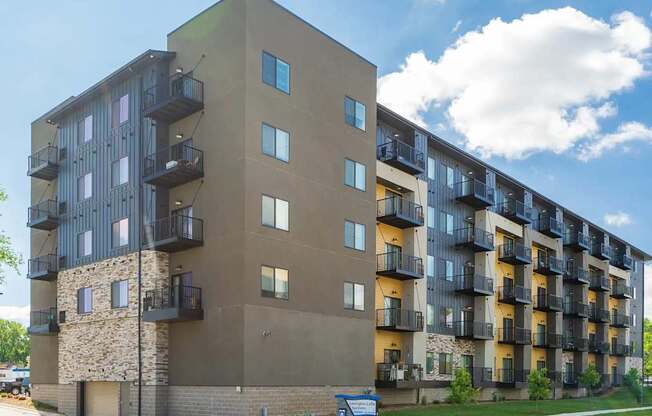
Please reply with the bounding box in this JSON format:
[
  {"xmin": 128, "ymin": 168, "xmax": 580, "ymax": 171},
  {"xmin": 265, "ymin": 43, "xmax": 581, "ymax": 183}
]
[
  {"xmin": 528, "ymin": 368, "xmax": 552, "ymax": 400},
  {"xmin": 623, "ymin": 368, "xmax": 643, "ymax": 403},
  {"xmin": 579, "ymin": 365, "xmax": 601, "ymax": 396},
  {"xmin": 492, "ymin": 391, "xmax": 505, "ymax": 402},
  {"xmin": 562, "ymin": 392, "xmax": 572, "ymax": 399},
  {"xmin": 448, "ymin": 368, "xmax": 478, "ymax": 404}
]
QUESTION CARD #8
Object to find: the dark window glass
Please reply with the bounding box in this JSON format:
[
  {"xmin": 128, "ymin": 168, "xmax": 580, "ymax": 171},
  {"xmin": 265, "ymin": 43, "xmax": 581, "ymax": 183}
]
[
  {"xmin": 111, "ymin": 280, "xmax": 128, "ymax": 308},
  {"xmin": 77, "ymin": 287, "xmax": 92, "ymax": 314}
]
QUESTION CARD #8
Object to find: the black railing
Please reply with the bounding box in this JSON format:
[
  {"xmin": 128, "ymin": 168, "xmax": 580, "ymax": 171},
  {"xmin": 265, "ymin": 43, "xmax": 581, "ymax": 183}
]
[
  {"xmin": 454, "ymin": 227, "xmax": 494, "ymax": 250},
  {"xmin": 533, "ymin": 293, "xmax": 563, "ymax": 311},
  {"xmin": 144, "ymin": 285, "xmax": 202, "ymax": 312},
  {"xmin": 547, "ymin": 333, "xmax": 563, "ymax": 349},
  {"xmin": 30, "ymin": 307, "xmax": 57, "ymax": 327},
  {"xmin": 592, "ymin": 242, "xmax": 612, "ymax": 260},
  {"xmin": 612, "ymin": 253, "xmax": 633, "ymax": 270},
  {"xmin": 533, "ymin": 255, "xmax": 564, "ymax": 275},
  {"xmin": 376, "ymin": 363, "xmax": 422, "ymax": 382},
  {"xmin": 589, "ymin": 271, "xmax": 610, "ymax": 291},
  {"xmin": 143, "ymin": 73, "xmax": 204, "ymax": 112},
  {"xmin": 496, "ymin": 198, "xmax": 532, "ymax": 224},
  {"xmin": 611, "ymin": 344, "xmax": 631, "ymax": 356},
  {"xmin": 564, "ymin": 266, "xmax": 590, "ymax": 284},
  {"xmin": 376, "ymin": 309, "xmax": 424, "ymax": 332},
  {"xmin": 376, "ymin": 196, "xmax": 424, "ymax": 225},
  {"xmin": 376, "ymin": 252, "xmax": 424, "ymax": 277},
  {"xmin": 497, "ymin": 285, "xmax": 531, "ymax": 304},
  {"xmin": 454, "ymin": 273, "xmax": 493, "ymax": 294},
  {"xmin": 496, "ymin": 369, "xmax": 529, "ymax": 384},
  {"xmin": 453, "ymin": 321, "xmax": 493, "ymax": 339},
  {"xmin": 469, "ymin": 367, "xmax": 493, "ymax": 386},
  {"xmin": 27, "ymin": 254, "xmax": 59, "ymax": 278},
  {"xmin": 563, "ymin": 301, "xmax": 589, "ymax": 317},
  {"xmin": 589, "ymin": 339, "xmax": 610, "ymax": 354},
  {"xmin": 28, "ymin": 145, "xmax": 58, "ymax": 173},
  {"xmin": 144, "ymin": 215, "xmax": 204, "ymax": 245},
  {"xmin": 454, "ymin": 178, "xmax": 495, "ymax": 207},
  {"xmin": 562, "ymin": 336, "xmax": 588, "ymax": 351},
  {"xmin": 536, "ymin": 215, "xmax": 563, "ymax": 237},
  {"xmin": 497, "ymin": 327, "xmax": 531, "ymax": 344},
  {"xmin": 498, "ymin": 243, "xmax": 531, "ymax": 263},
  {"xmin": 376, "ymin": 139, "xmax": 425, "ymax": 173},
  {"xmin": 28, "ymin": 200, "xmax": 59, "ymax": 222},
  {"xmin": 563, "ymin": 370, "xmax": 579, "ymax": 386},
  {"xmin": 143, "ymin": 141, "xmax": 204, "ymax": 180},
  {"xmin": 589, "ymin": 305, "xmax": 610, "ymax": 323},
  {"xmin": 564, "ymin": 230, "xmax": 590, "ymax": 250},
  {"xmin": 611, "ymin": 283, "xmax": 633, "ymax": 298},
  {"xmin": 611, "ymin": 313, "xmax": 632, "ymax": 327}
]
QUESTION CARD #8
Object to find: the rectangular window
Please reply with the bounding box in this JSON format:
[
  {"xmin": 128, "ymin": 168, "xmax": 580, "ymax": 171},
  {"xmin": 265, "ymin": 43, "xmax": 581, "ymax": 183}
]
[
  {"xmin": 78, "ymin": 115, "xmax": 92, "ymax": 143},
  {"xmin": 447, "ymin": 166, "xmax": 454, "ymax": 189},
  {"xmin": 111, "ymin": 218, "xmax": 129, "ymax": 248},
  {"xmin": 261, "ymin": 123, "xmax": 290, "ymax": 162},
  {"xmin": 77, "ymin": 230, "xmax": 92, "ymax": 258},
  {"xmin": 427, "ymin": 255, "xmax": 435, "ymax": 277},
  {"xmin": 427, "ymin": 304, "xmax": 435, "ymax": 326},
  {"xmin": 344, "ymin": 282, "xmax": 365, "ymax": 311},
  {"xmin": 261, "ymin": 265, "xmax": 288, "ymax": 300},
  {"xmin": 439, "ymin": 353, "xmax": 452, "ymax": 375},
  {"xmin": 442, "ymin": 259, "xmax": 454, "ymax": 281},
  {"xmin": 344, "ymin": 96, "xmax": 366, "ymax": 131},
  {"xmin": 427, "ymin": 206, "xmax": 435, "ymax": 228},
  {"xmin": 426, "ymin": 352, "xmax": 435, "ymax": 375},
  {"xmin": 261, "ymin": 195, "xmax": 289, "ymax": 231},
  {"xmin": 112, "ymin": 95, "xmax": 129, "ymax": 127},
  {"xmin": 78, "ymin": 173, "xmax": 92, "ymax": 200},
  {"xmin": 439, "ymin": 211, "xmax": 454, "ymax": 235},
  {"xmin": 111, "ymin": 280, "xmax": 128, "ymax": 308},
  {"xmin": 344, "ymin": 220, "xmax": 365, "ymax": 251},
  {"xmin": 440, "ymin": 307, "xmax": 453, "ymax": 329},
  {"xmin": 262, "ymin": 51, "xmax": 290, "ymax": 94},
  {"xmin": 427, "ymin": 157, "xmax": 435, "ymax": 180},
  {"xmin": 344, "ymin": 159, "xmax": 366, "ymax": 191},
  {"xmin": 77, "ymin": 287, "xmax": 92, "ymax": 314},
  {"xmin": 111, "ymin": 156, "xmax": 129, "ymax": 187}
]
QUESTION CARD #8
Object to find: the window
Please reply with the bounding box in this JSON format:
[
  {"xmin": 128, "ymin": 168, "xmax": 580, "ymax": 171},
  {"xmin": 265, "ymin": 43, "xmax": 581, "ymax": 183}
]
[
  {"xmin": 77, "ymin": 287, "xmax": 92, "ymax": 314},
  {"xmin": 427, "ymin": 304, "xmax": 435, "ymax": 326},
  {"xmin": 633, "ymin": 314, "xmax": 636, "ymax": 326},
  {"xmin": 633, "ymin": 287, "xmax": 637, "ymax": 299},
  {"xmin": 344, "ymin": 220, "xmax": 365, "ymax": 251},
  {"xmin": 446, "ymin": 166, "xmax": 455, "ymax": 189},
  {"xmin": 344, "ymin": 282, "xmax": 365, "ymax": 311},
  {"xmin": 78, "ymin": 173, "xmax": 92, "ymax": 200},
  {"xmin": 261, "ymin": 195, "xmax": 289, "ymax": 231},
  {"xmin": 439, "ymin": 353, "xmax": 452, "ymax": 375},
  {"xmin": 537, "ymin": 360, "xmax": 546, "ymax": 371},
  {"xmin": 77, "ymin": 230, "xmax": 92, "ymax": 258},
  {"xmin": 112, "ymin": 218, "xmax": 129, "ymax": 248},
  {"xmin": 344, "ymin": 96, "xmax": 366, "ymax": 131},
  {"xmin": 262, "ymin": 51, "xmax": 290, "ymax": 94},
  {"xmin": 427, "ymin": 206, "xmax": 435, "ymax": 228},
  {"xmin": 439, "ymin": 211, "xmax": 453, "ymax": 235},
  {"xmin": 112, "ymin": 94, "xmax": 129, "ymax": 128},
  {"xmin": 427, "ymin": 255, "xmax": 435, "ymax": 277},
  {"xmin": 427, "ymin": 157, "xmax": 435, "ymax": 180},
  {"xmin": 344, "ymin": 159, "xmax": 366, "ymax": 191},
  {"xmin": 426, "ymin": 352, "xmax": 435, "ymax": 375},
  {"xmin": 261, "ymin": 265, "xmax": 289, "ymax": 300},
  {"xmin": 261, "ymin": 123, "xmax": 289, "ymax": 162},
  {"xmin": 78, "ymin": 115, "xmax": 92, "ymax": 143},
  {"xmin": 442, "ymin": 259, "xmax": 454, "ymax": 281},
  {"xmin": 440, "ymin": 307, "xmax": 453, "ymax": 329},
  {"xmin": 111, "ymin": 157, "xmax": 128, "ymax": 187},
  {"xmin": 111, "ymin": 280, "xmax": 128, "ymax": 308}
]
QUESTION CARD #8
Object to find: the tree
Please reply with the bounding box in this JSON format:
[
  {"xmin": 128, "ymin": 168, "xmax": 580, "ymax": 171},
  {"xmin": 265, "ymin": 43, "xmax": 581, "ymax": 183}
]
[
  {"xmin": 0, "ymin": 189, "xmax": 21, "ymax": 285},
  {"xmin": 448, "ymin": 368, "xmax": 478, "ymax": 404},
  {"xmin": 579, "ymin": 365, "xmax": 601, "ymax": 397},
  {"xmin": 0, "ymin": 319, "xmax": 29, "ymax": 365},
  {"xmin": 644, "ymin": 319, "xmax": 652, "ymax": 377},
  {"xmin": 624, "ymin": 368, "xmax": 643, "ymax": 403},
  {"xmin": 528, "ymin": 368, "xmax": 552, "ymax": 400}
]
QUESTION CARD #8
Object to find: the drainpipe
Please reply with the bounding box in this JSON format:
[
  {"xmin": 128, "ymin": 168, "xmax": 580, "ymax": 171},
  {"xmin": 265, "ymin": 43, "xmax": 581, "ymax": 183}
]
[{"xmin": 137, "ymin": 74, "xmax": 144, "ymax": 416}]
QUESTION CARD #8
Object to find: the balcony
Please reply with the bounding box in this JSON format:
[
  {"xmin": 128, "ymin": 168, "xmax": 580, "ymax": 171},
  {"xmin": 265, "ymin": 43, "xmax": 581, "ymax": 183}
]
[
  {"xmin": 532, "ymin": 332, "xmax": 563, "ymax": 349},
  {"xmin": 533, "ymin": 293, "xmax": 563, "ymax": 312},
  {"xmin": 454, "ymin": 227, "xmax": 494, "ymax": 252},
  {"xmin": 376, "ymin": 139, "xmax": 425, "ymax": 175},
  {"xmin": 453, "ymin": 321, "xmax": 494, "ymax": 340},
  {"xmin": 27, "ymin": 308, "xmax": 59, "ymax": 336},
  {"xmin": 454, "ymin": 273, "xmax": 493, "ymax": 296},
  {"xmin": 470, "ymin": 367, "xmax": 494, "ymax": 388},
  {"xmin": 497, "ymin": 285, "xmax": 531, "ymax": 304},
  {"xmin": 376, "ymin": 252, "xmax": 424, "ymax": 281},
  {"xmin": 496, "ymin": 198, "xmax": 532, "ymax": 225},
  {"xmin": 610, "ymin": 313, "xmax": 631, "ymax": 328},
  {"xmin": 562, "ymin": 336, "xmax": 589, "ymax": 352},
  {"xmin": 589, "ymin": 339, "xmax": 610, "ymax": 354},
  {"xmin": 533, "ymin": 255, "xmax": 564, "ymax": 276},
  {"xmin": 27, "ymin": 146, "xmax": 59, "ymax": 180},
  {"xmin": 27, "ymin": 254, "xmax": 59, "ymax": 281},
  {"xmin": 536, "ymin": 216, "xmax": 564, "ymax": 239},
  {"xmin": 547, "ymin": 371, "xmax": 563, "ymax": 386},
  {"xmin": 143, "ymin": 141, "xmax": 204, "ymax": 188},
  {"xmin": 497, "ymin": 327, "xmax": 532, "ymax": 345},
  {"xmin": 564, "ymin": 231, "xmax": 590, "ymax": 251},
  {"xmin": 563, "ymin": 371, "xmax": 580, "ymax": 387},
  {"xmin": 611, "ymin": 253, "xmax": 633, "ymax": 271},
  {"xmin": 563, "ymin": 301, "xmax": 589, "ymax": 318},
  {"xmin": 454, "ymin": 178, "xmax": 495, "ymax": 209},
  {"xmin": 611, "ymin": 344, "xmax": 631, "ymax": 357},
  {"xmin": 27, "ymin": 200, "xmax": 60, "ymax": 231},
  {"xmin": 143, "ymin": 73, "xmax": 204, "ymax": 123},
  {"xmin": 589, "ymin": 272, "xmax": 610, "ymax": 292},
  {"xmin": 563, "ymin": 267, "xmax": 590, "ymax": 285},
  {"xmin": 143, "ymin": 215, "xmax": 204, "ymax": 252},
  {"xmin": 496, "ymin": 369, "xmax": 529, "ymax": 387},
  {"xmin": 143, "ymin": 285, "xmax": 203, "ymax": 322},
  {"xmin": 497, "ymin": 243, "xmax": 531, "ymax": 265},
  {"xmin": 376, "ymin": 309, "xmax": 424, "ymax": 332},
  {"xmin": 591, "ymin": 242, "xmax": 611, "ymax": 261},
  {"xmin": 376, "ymin": 196, "xmax": 424, "ymax": 229},
  {"xmin": 610, "ymin": 283, "xmax": 633, "ymax": 299},
  {"xmin": 376, "ymin": 363, "xmax": 426, "ymax": 389},
  {"xmin": 588, "ymin": 305, "xmax": 610, "ymax": 323}
]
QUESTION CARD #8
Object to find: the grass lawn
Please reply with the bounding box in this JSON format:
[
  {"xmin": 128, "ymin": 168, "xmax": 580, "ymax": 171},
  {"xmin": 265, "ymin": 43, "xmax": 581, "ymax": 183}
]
[{"xmin": 380, "ymin": 388, "xmax": 652, "ymax": 416}]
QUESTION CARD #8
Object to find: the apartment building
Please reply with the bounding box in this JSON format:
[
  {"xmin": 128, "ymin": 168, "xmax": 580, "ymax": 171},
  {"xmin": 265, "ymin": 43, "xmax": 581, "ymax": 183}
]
[{"xmin": 26, "ymin": 0, "xmax": 647, "ymax": 415}]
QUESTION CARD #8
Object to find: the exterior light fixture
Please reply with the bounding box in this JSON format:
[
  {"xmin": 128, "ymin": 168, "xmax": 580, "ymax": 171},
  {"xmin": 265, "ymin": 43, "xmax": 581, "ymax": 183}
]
[
  {"xmin": 175, "ymin": 200, "xmax": 183, "ymax": 206},
  {"xmin": 176, "ymin": 134, "xmax": 183, "ymax": 139}
]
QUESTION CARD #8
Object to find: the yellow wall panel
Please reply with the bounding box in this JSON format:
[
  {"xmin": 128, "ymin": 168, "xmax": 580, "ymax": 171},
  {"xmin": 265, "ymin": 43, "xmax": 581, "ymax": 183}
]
[
  {"xmin": 375, "ymin": 330, "xmax": 403, "ymax": 364},
  {"xmin": 532, "ymin": 310, "xmax": 547, "ymax": 328},
  {"xmin": 588, "ymin": 353, "xmax": 596, "ymax": 365},
  {"xmin": 588, "ymin": 290, "xmax": 597, "ymax": 303},
  {"xmin": 531, "ymin": 348, "xmax": 547, "ymax": 369},
  {"xmin": 375, "ymin": 277, "xmax": 403, "ymax": 309}
]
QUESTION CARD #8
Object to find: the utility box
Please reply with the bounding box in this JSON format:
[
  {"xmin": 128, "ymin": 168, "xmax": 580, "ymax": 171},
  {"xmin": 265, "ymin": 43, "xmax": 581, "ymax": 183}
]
[{"xmin": 335, "ymin": 394, "xmax": 380, "ymax": 416}]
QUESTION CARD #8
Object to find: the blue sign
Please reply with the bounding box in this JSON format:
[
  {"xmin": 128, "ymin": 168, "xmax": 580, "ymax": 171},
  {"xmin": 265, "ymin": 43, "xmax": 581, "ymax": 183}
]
[{"xmin": 335, "ymin": 394, "xmax": 380, "ymax": 416}]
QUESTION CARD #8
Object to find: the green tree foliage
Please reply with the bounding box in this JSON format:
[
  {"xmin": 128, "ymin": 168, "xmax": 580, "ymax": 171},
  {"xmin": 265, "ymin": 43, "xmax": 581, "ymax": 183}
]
[
  {"xmin": 0, "ymin": 189, "xmax": 21, "ymax": 285},
  {"xmin": 448, "ymin": 368, "xmax": 478, "ymax": 404},
  {"xmin": 579, "ymin": 365, "xmax": 601, "ymax": 396},
  {"xmin": 645, "ymin": 319, "xmax": 652, "ymax": 377},
  {"xmin": 0, "ymin": 319, "xmax": 29, "ymax": 365},
  {"xmin": 623, "ymin": 368, "xmax": 643, "ymax": 403},
  {"xmin": 528, "ymin": 368, "xmax": 551, "ymax": 400}
]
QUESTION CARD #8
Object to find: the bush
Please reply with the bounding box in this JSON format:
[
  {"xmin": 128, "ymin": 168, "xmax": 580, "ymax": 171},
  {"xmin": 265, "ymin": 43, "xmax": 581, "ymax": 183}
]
[
  {"xmin": 624, "ymin": 368, "xmax": 643, "ymax": 403},
  {"xmin": 448, "ymin": 368, "xmax": 478, "ymax": 404},
  {"xmin": 579, "ymin": 365, "xmax": 601, "ymax": 396},
  {"xmin": 562, "ymin": 392, "xmax": 572, "ymax": 399},
  {"xmin": 528, "ymin": 368, "xmax": 552, "ymax": 400}
]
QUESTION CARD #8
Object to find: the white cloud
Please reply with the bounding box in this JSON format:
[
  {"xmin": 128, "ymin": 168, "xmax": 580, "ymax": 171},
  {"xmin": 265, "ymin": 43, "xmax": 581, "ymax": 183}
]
[
  {"xmin": 578, "ymin": 121, "xmax": 652, "ymax": 161},
  {"xmin": 377, "ymin": 8, "xmax": 652, "ymax": 160},
  {"xmin": 603, "ymin": 211, "xmax": 632, "ymax": 227},
  {"xmin": 451, "ymin": 20, "xmax": 462, "ymax": 33},
  {"xmin": 0, "ymin": 305, "xmax": 29, "ymax": 326}
]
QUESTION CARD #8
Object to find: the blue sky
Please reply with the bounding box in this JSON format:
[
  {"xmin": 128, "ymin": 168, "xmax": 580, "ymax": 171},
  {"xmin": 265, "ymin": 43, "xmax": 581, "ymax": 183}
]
[{"xmin": 1, "ymin": 0, "xmax": 651, "ymax": 324}]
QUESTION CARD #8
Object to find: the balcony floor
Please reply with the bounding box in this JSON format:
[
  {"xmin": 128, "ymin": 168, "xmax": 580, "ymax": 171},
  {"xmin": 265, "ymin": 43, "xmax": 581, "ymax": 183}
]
[
  {"xmin": 380, "ymin": 157, "xmax": 425, "ymax": 176},
  {"xmin": 376, "ymin": 213, "xmax": 423, "ymax": 229},
  {"xmin": 27, "ymin": 163, "xmax": 58, "ymax": 181},
  {"xmin": 377, "ymin": 268, "xmax": 423, "ymax": 281},
  {"xmin": 143, "ymin": 163, "xmax": 204, "ymax": 188},
  {"xmin": 145, "ymin": 237, "xmax": 203, "ymax": 253},
  {"xmin": 456, "ymin": 194, "xmax": 493, "ymax": 209},
  {"xmin": 498, "ymin": 255, "xmax": 531, "ymax": 265},
  {"xmin": 456, "ymin": 240, "xmax": 494, "ymax": 253},
  {"xmin": 455, "ymin": 287, "xmax": 493, "ymax": 297},
  {"xmin": 143, "ymin": 306, "xmax": 204, "ymax": 323},
  {"xmin": 27, "ymin": 323, "xmax": 59, "ymax": 336},
  {"xmin": 27, "ymin": 270, "xmax": 58, "ymax": 282},
  {"xmin": 144, "ymin": 96, "xmax": 204, "ymax": 123},
  {"xmin": 27, "ymin": 215, "xmax": 59, "ymax": 231}
]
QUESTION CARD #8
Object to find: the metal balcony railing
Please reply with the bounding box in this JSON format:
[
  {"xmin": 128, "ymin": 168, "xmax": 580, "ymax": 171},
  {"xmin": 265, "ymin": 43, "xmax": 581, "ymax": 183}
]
[
  {"xmin": 589, "ymin": 271, "xmax": 610, "ymax": 291},
  {"xmin": 533, "ymin": 255, "xmax": 564, "ymax": 275},
  {"xmin": 612, "ymin": 253, "xmax": 633, "ymax": 270},
  {"xmin": 497, "ymin": 285, "xmax": 531, "ymax": 304},
  {"xmin": 497, "ymin": 243, "xmax": 532, "ymax": 265},
  {"xmin": 453, "ymin": 321, "xmax": 494, "ymax": 339},
  {"xmin": 536, "ymin": 215, "xmax": 564, "ymax": 238},
  {"xmin": 610, "ymin": 313, "xmax": 632, "ymax": 328},
  {"xmin": 454, "ymin": 178, "xmax": 495, "ymax": 208},
  {"xmin": 143, "ymin": 215, "xmax": 204, "ymax": 252},
  {"xmin": 454, "ymin": 273, "xmax": 493, "ymax": 296},
  {"xmin": 27, "ymin": 199, "xmax": 60, "ymax": 230},
  {"xmin": 533, "ymin": 293, "xmax": 563, "ymax": 312},
  {"xmin": 454, "ymin": 227, "xmax": 494, "ymax": 252},
  {"xmin": 376, "ymin": 363, "xmax": 422, "ymax": 383},
  {"xmin": 563, "ymin": 266, "xmax": 590, "ymax": 285},
  {"xmin": 563, "ymin": 301, "xmax": 589, "ymax": 317},
  {"xmin": 497, "ymin": 327, "xmax": 531, "ymax": 345},
  {"xmin": 564, "ymin": 230, "xmax": 590, "ymax": 251},
  {"xmin": 610, "ymin": 283, "xmax": 633, "ymax": 299},
  {"xmin": 27, "ymin": 145, "xmax": 59, "ymax": 180},
  {"xmin": 495, "ymin": 198, "xmax": 532, "ymax": 225},
  {"xmin": 591, "ymin": 242, "xmax": 612, "ymax": 260},
  {"xmin": 589, "ymin": 339, "xmax": 610, "ymax": 354},
  {"xmin": 27, "ymin": 254, "xmax": 59, "ymax": 281},
  {"xmin": 588, "ymin": 305, "xmax": 610, "ymax": 323},
  {"xmin": 376, "ymin": 139, "xmax": 425, "ymax": 175},
  {"xmin": 610, "ymin": 344, "xmax": 631, "ymax": 356},
  {"xmin": 376, "ymin": 196, "xmax": 424, "ymax": 228},
  {"xmin": 143, "ymin": 73, "xmax": 204, "ymax": 123},
  {"xmin": 144, "ymin": 285, "xmax": 202, "ymax": 312},
  {"xmin": 28, "ymin": 307, "xmax": 59, "ymax": 335},
  {"xmin": 376, "ymin": 252, "xmax": 424, "ymax": 280},
  {"xmin": 562, "ymin": 336, "xmax": 588, "ymax": 351},
  {"xmin": 376, "ymin": 309, "xmax": 424, "ymax": 332},
  {"xmin": 143, "ymin": 141, "xmax": 204, "ymax": 188}
]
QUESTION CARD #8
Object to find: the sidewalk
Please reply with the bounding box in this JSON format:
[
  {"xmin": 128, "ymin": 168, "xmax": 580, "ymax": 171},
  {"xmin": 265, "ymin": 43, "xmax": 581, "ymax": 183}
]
[
  {"xmin": 0, "ymin": 402, "xmax": 62, "ymax": 416},
  {"xmin": 550, "ymin": 406, "xmax": 652, "ymax": 416}
]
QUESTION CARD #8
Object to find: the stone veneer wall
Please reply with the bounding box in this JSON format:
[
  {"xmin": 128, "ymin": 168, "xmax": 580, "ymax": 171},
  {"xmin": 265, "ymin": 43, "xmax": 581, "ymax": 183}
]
[
  {"xmin": 626, "ymin": 356, "xmax": 643, "ymax": 374},
  {"xmin": 30, "ymin": 383, "xmax": 59, "ymax": 408},
  {"xmin": 57, "ymin": 251, "xmax": 169, "ymax": 386},
  {"xmin": 424, "ymin": 334, "xmax": 474, "ymax": 381}
]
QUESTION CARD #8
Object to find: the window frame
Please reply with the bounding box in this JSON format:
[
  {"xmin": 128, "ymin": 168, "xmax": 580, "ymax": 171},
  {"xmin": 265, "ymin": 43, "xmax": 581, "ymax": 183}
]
[
  {"xmin": 344, "ymin": 158, "xmax": 366, "ymax": 191},
  {"xmin": 262, "ymin": 51, "xmax": 290, "ymax": 94},
  {"xmin": 426, "ymin": 352, "xmax": 435, "ymax": 375},
  {"xmin": 77, "ymin": 287, "xmax": 93, "ymax": 314},
  {"xmin": 344, "ymin": 96, "xmax": 366, "ymax": 131},
  {"xmin": 261, "ymin": 265, "xmax": 289, "ymax": 300},
  {"xmin": 344, "ymin": 220, "xmax": 366, "ymax": 251},
  {"xmin": 111, "ymin": 280, "xmax": 129, "ymax": 309},
  {"xmin": 78, "ymin": 172, "xmax": 93, "ymax": 201},
  {"xmin": 426, "ymin": 304, "xmax": 435, "ymax": 327},
  {"xmin": 438, "ymin": 352, "xmax": 453, "ymax": 375},
  {"xmin": 111, "ymin": 156, "xmax": 129, "ymax": 187},
  {"xmin": 344, "ymin": 281, "xmax": 365, "ymax": 311},
  {"xmin": 77, "ymin": 230, "xmax": 92, "ymax": 258},
  {"xmin": 261, "ymin": 194, "xmax": 289, "ymax": 231},
  {"xmin": 78, "ymin": 115, "xmax": 93, "ymax": 143},
  {"xmin": 261, "ymin": 122, "xmax": 290, "ymax": 163},
  {"xmin": 111, "ymin": 218, "xmax": 129, "ymax": 249}
]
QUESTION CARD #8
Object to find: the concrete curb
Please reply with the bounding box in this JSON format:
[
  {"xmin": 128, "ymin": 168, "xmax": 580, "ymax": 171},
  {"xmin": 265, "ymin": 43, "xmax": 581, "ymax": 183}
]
[{"xmin": 550, "ymin": 406, "xmax": 652, "ymax": 416}]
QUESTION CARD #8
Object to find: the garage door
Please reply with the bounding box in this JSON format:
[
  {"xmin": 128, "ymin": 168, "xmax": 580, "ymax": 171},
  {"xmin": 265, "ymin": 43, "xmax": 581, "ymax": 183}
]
[{"xmin": 85, "ymin": 382, "xmax": 120, "ymax": 416}]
